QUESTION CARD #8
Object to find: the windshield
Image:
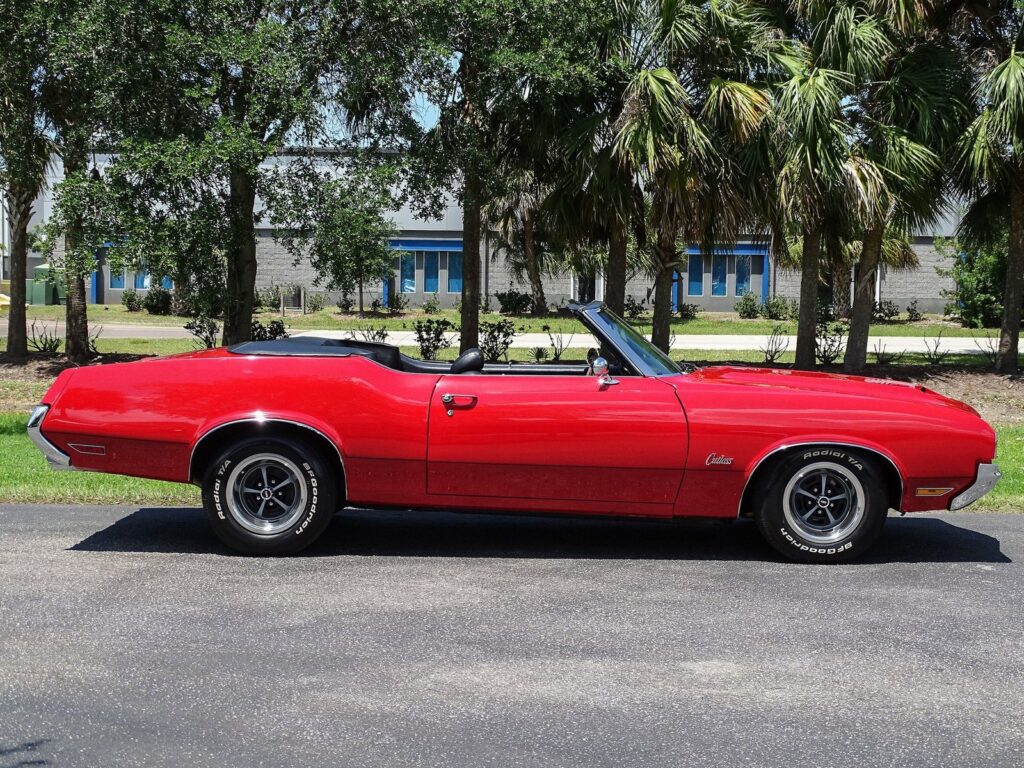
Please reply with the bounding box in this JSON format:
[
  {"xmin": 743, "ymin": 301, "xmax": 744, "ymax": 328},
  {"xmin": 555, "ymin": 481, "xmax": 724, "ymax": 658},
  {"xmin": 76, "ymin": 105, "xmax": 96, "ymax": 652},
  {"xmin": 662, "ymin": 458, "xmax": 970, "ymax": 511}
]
[{"xmin": 587, "ymin": 306, "xmax": 681, "ymax": 376}]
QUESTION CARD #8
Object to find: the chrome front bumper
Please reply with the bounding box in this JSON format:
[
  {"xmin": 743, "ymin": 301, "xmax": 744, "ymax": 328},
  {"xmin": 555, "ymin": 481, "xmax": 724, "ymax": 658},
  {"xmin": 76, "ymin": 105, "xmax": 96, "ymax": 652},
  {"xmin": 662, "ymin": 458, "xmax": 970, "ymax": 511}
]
[
  {"xmin": 27, "ymin": 405, "xmax": 72, "ymax": 471},
  {"xmin": 950, "ymin": 463, "xmax": 1001, "ymax": 511}
]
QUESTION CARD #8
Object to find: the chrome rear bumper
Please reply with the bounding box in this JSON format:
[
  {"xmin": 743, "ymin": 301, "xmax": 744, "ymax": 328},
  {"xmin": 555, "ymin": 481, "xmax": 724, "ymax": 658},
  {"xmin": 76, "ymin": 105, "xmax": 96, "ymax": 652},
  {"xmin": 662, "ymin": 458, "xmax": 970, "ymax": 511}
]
[
  {"xmin": 950, "ymin": 463, "xmax": 1001, "ymax": 511},
  {"xmin": 27, "ymin": 405, "xmax": 72, "ymax": 470}
]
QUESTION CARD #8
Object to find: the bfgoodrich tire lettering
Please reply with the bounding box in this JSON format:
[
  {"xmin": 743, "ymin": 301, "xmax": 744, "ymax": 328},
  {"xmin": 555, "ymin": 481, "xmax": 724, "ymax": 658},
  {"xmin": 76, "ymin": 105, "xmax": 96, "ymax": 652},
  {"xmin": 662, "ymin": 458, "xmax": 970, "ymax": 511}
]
[
  {"xmin": 754, "ymin": 446, "xmax": 888, "ymax": 563},
  {"xmin": 202, "ymin": 437, "xmax": 337, "ymax": 555}
]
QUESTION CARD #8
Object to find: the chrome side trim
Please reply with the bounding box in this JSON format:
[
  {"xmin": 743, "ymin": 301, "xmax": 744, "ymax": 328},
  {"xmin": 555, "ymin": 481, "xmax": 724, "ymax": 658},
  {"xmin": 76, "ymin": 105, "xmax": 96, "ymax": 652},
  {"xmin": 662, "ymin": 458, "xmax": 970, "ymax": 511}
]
[
  {"xmin": 27, "ymin": 405, "xmax": 73, "ymax": 471},
  {"xmin": 736, "ymin": 441, "xmax": 905, "ymax": 517},
  {"xmin": 950, "ymin": 463, "xmax": 1001, "ymax": 511},
  {"xmin": 188, "ymin": 418, "xmax": 348, "ymax": 498}
]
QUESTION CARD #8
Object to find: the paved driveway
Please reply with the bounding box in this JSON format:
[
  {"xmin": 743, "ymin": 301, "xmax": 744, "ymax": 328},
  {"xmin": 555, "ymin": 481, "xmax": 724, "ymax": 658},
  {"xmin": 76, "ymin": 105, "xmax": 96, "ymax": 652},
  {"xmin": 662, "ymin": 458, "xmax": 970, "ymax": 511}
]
[{"xmin": 1, "ymin": 505, "xmax": 1021, "ymax": 767}]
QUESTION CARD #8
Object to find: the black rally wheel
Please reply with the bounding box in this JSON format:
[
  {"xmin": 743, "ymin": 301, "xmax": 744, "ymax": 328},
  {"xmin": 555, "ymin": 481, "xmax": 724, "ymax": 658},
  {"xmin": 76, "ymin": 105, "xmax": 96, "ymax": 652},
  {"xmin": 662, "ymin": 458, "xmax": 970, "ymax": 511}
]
[
  {"xmin": 754, "ymin": 446, "xmax": 889, "ymax": 563},
  {"xmin": 202, "ymin": 437, "xmax": 337, "ymax": 555}
]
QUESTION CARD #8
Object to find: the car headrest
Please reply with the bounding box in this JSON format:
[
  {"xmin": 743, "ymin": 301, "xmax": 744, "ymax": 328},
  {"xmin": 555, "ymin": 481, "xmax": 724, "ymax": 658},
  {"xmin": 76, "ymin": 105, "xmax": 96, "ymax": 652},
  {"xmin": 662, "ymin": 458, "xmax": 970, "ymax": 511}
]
[{"xmin": 451, "ymin": 347, "xmax": 484, "ymax": 374}]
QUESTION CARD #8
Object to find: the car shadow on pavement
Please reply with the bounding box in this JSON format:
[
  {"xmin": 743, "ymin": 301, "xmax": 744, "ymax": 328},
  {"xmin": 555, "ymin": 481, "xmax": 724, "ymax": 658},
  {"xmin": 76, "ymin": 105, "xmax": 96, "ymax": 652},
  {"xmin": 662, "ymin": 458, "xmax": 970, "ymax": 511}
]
[{"xmin": 70, "ymin": 507, "xmax": 1011, "ymax": 564}]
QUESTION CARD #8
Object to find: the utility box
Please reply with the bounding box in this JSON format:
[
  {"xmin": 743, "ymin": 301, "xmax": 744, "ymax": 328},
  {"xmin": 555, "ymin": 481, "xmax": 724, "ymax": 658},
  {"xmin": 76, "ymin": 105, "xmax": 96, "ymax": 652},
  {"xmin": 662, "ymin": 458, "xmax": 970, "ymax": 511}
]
[{"xmin": 27, "ymin": 264, "xmax": 60, "ymax": 305}]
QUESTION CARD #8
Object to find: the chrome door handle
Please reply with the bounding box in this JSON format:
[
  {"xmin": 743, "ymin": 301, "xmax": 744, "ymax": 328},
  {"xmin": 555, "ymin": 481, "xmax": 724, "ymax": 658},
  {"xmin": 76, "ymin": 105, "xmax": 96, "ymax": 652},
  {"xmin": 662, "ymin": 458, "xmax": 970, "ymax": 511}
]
[{"xmin": 441, "ymin": 393, "xmax": 477, "ymax": 405}]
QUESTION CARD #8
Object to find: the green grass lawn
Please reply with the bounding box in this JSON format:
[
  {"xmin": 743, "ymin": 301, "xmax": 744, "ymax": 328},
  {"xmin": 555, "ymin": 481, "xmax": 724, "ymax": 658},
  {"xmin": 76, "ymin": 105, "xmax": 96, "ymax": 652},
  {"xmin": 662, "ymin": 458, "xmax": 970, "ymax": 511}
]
[
  {"xmin": 0, "ymin": 409, "xmax": 1018, "ymax": 510},
  {"xmin": 8, "ymin": 303, "xmax": 1002, "ymax": 338}
]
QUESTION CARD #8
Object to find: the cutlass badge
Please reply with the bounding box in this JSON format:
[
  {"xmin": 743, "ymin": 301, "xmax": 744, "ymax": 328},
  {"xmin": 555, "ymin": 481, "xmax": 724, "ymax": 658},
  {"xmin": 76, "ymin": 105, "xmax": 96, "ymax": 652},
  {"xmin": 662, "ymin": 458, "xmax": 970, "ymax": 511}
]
[{"xmin": 705, "ymin": 453, "xmax": 734, "ymax": 466}]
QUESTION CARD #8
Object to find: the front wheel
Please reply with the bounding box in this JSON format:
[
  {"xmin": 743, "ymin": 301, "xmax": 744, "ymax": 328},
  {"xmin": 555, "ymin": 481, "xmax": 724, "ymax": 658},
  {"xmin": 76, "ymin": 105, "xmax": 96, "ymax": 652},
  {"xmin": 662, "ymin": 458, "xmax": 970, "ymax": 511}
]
[
  {"xmin": 202, "ymin": 437, "xmax": 337, "ymax": 555},
  {"xmin": 754, "ymin": 447, "xmax": 888, "ymax": 563}
]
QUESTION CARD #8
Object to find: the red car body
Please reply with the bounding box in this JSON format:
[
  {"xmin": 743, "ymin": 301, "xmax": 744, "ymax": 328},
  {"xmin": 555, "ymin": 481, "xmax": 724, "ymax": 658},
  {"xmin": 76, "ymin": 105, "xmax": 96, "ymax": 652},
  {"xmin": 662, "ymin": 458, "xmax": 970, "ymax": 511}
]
[{"xmin": 28, "ymin": 303, "xmax": 999, "ymax": 558}]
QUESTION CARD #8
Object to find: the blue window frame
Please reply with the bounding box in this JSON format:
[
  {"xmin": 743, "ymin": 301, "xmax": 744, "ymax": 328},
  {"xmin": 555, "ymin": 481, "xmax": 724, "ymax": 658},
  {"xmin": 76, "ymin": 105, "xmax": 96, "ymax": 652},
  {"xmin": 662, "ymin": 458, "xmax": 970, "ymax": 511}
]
[
  {"xmin": 109, "ymin": 270, "xmax": 125, "ymax": 290},
  {"xmin": 687, "ymin": 254, "xmax": 703, "ymax": 296},
  {"xmin": 133, "ymin": 271, "xmax": 151, "ymax": 290},
  {"xmin": 735, "ymin": 255, "xmax": 751, "ymax": 295},
  {"xmin": 712, "ymin": 254, "xmax": 727, "ymax": 296},
  {"xmin": 447, "ymin": 252, "xmax": 463, "ymax": 293},
  {"xmin": 400, "ymin": 252, "xmax": 415, "ymax": 293},
  {"xmin": 424, "ymin": 251, "xmax": 439, "ymax": 293}
]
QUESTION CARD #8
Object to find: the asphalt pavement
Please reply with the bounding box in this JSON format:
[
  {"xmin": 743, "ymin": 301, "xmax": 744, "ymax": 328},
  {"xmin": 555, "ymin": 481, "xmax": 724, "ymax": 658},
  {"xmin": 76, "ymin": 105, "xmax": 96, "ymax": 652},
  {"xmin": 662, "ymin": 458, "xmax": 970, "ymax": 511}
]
[{"xmin": 1, "ymin": 505, "xmax": 1021, "ymax": 768}]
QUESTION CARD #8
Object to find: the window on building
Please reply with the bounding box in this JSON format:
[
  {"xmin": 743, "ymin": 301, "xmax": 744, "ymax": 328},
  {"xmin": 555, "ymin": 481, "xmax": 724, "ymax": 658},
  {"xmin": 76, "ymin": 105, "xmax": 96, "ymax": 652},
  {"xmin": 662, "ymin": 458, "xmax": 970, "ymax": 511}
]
[
  {"xmin": 687, "ymin": 253, "xmax": 703, "ymax": 296},
  {"xmin": 400, "ymin": 252, "xmax": 415, "ymax": 293},
  {"xmin": 109, "ymin": 271, "xmax": 125, "ymax": 290},
  {"xmin": 424, "ymin": 251, "xmax": 439, "ymax": 293},
  {"xmin": 447, "ymin": 252, "xmax": 463, "ymax": 293},
  {"xmin": 735, "ymin": 255, "xmax": 751, "ymax": 295},
  {"xmin": 133, "ymin": 271, "xmax": 151, "ymax": 290},
  {"xmin": 712, "ymin": 254, "xmax": 727, "ymax": 296}
]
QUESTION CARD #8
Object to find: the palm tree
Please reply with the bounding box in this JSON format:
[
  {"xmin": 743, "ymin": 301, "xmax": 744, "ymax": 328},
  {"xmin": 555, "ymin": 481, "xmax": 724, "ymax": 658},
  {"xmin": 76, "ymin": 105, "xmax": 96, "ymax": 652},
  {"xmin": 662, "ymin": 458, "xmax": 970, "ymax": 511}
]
[
  {"xmin": 611, "ymin": 0, "xmax": 776, "ymax": 351},
  {"xmin": 842, "ymin": 14, "xmax": 967, "ymax": 372},
  {"xmin": 944, "ymin": 1, "xmax": 1024, "ymax": 373},
  {"xmin": 484, "ymin": 169, "xmax": 550, "ymax": 314},
  {"xmin": 771, "ymin": 1, "xmax": 897, "ymax": 369}
]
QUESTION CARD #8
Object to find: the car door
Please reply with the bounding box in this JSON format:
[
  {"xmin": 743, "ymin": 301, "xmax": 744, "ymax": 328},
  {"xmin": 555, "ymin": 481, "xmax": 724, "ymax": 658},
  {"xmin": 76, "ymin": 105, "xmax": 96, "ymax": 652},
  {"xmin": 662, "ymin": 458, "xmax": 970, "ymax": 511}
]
[{"xmin": 425, "ymin": 373, "xmax": 688, "ymax": 511}]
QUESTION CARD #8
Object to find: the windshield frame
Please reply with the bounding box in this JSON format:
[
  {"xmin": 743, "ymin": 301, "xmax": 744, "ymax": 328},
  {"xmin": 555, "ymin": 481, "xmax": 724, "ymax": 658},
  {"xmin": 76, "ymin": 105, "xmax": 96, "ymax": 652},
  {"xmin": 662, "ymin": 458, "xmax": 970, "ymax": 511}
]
[{"xmin": 573, "ymin": 301, "xmax": 682, "ymax": 377}]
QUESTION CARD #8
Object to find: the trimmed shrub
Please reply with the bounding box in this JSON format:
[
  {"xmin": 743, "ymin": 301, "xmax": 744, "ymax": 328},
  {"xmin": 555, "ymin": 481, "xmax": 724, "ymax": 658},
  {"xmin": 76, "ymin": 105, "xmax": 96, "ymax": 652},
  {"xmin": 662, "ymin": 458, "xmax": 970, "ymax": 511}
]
[
  {"xmin": 142, "ymin": 286, "xmax": 173, "ymax": 315},
  {"xmin": 121, "ymin": 289, "xmax": 143, "ymax": 312},
  {"xmin": 735, "ymin": 292, "xmax": 760, "ymax": 319},
  {"xmin": 494, "ymin": 289, "xmax": 533, "ymax": 315},
  {"xmin": 479, "ymin": 319, "xmax": 516, "ymax": 361}
]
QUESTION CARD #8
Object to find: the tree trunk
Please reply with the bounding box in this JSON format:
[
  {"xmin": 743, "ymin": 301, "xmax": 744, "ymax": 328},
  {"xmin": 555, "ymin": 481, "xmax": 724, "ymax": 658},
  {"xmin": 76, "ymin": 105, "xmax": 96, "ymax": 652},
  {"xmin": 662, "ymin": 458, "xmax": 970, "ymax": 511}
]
[
  {"xmin": 223, "ymin": 167, "xmax": 258, "ymax": 345},
  {"xmin": 843, "ymin": 221, "xmax": 884, "ymax": 373},
  {"xmin": 999, "ymin": 181, "xmax": 1024, "ymax": 374},
  {"xmin": 795, "ymin": 224, "xmax": 822, "ymax": 370},
  {"xmin": 605, "ymin": 215, "xmax": 628, "ymax": 316},
  {"xmin": 460, "ymin": 168, "xmax": 482, "ymax": 352},
  {"xmin": 650, "ymin": 229, "xmax": 676, "ymax": 353},
  {"xmin": 62, "ymin": 149, "xmax": 90, "ymax": 363},
  {"xmin": 5, "ymin": 184, "xmax": 33, "ymax": 360},
  {"xmin": 522, "ymin": 210, "xmax": 546, "ymax": 315}
]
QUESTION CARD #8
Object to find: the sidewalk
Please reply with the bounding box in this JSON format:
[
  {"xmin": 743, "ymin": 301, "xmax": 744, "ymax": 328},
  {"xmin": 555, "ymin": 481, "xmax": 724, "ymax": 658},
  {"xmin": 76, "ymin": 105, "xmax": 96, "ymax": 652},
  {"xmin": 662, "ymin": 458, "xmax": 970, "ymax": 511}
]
[{"xmin": 28, "ymin": 320, "xmax": 990, "ymax": 354}]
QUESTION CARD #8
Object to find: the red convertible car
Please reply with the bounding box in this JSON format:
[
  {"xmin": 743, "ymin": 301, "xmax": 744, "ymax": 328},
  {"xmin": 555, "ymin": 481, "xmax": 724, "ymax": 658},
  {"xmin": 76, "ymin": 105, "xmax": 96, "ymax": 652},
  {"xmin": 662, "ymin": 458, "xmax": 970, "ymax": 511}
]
[{"xmin": 28, "ymin": 302, "xmax": 999, "ymax": 562}]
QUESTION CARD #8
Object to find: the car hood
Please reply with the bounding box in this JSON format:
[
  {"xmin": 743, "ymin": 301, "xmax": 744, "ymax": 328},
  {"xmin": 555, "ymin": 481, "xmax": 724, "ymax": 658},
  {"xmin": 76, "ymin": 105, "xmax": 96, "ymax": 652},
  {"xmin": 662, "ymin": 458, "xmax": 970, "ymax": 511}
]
[{"xmin": 672, "ymin": 366, "xmax": 980, "ymax": 416}]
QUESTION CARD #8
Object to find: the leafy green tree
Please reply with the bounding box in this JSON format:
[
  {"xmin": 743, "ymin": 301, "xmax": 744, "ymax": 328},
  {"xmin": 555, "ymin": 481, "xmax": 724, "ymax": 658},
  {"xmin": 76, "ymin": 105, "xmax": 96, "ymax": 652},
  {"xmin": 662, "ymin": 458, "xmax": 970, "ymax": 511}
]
[
  {"xmin": 412, "ymin": 0, "xmax": 604, "ymax": 352},
  {"xmin": 945, "ymin": 0, "xmax": 1024, "ymax": 373},
  {"xmin": 263, "ymin": 155, "xmax": 399, "ymax": 313},
  {"xmin": 0, "ymin": 0, "xmax": 51, "ymax": 360}
]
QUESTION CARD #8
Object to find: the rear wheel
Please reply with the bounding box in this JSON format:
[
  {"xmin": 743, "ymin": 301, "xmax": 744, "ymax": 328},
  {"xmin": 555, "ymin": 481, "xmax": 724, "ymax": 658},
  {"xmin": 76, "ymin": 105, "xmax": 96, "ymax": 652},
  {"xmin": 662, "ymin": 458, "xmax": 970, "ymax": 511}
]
[
  {"xmin": 202, "ymin": 437, "xmax": 337, "ymax": 554},
  {"xmin": 754, "ymin": 447, "xmax": 888, "ymax": 563}
]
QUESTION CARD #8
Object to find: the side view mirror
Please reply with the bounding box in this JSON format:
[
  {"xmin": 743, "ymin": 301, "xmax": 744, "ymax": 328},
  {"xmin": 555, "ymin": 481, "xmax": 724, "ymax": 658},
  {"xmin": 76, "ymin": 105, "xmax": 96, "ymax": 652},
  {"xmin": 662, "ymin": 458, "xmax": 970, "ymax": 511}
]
[{"xmin": 593, "ymin": 357, "xmax": 619, "ymax": 388}]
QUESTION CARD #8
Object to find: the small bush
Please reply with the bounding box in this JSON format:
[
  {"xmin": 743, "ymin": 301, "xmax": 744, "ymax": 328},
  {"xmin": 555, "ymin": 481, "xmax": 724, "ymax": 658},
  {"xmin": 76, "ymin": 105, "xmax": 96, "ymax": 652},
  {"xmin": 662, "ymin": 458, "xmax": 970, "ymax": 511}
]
[
  {"xmin": 28, "ymin": 321, "xmax": 61, "ymax": 353},
  {"xmin": 336, "ymin": 294, "xmax": 355, "ymax": 313},
  {"xmin": 251, "ymin": 319, "xmax": 288, "ymax": 341},
  {"xmin": 413, "ymin": 319, "xmax": 456, "ymax": 360},
  {"xmin": 370, "ymin": 297, "xmax": 384, "ymax": 313},
  {"xmin": 624, "ymin": 295, "xmax": 646, "ymax": 320},
  {"xmin": 941, "ymin": 241, "xmax": 1005, "ymax": 328},
  {"xmin": 906, "ymin": 300, "xmax": 923, "ymax": 322},
  {"xmin": 479, "ymin": 319, "xmax": 516, "ymax": 361},
  {"xmin": 871, "ymin": 299, "xmax": 900, "ymax": 323},
  {"xmin": 760, "ymin": 295, "xmax": 791, "ymax": 321},
  {"xmin": 121, "ymin": 289, "xmax": 142, "ymax": 312},
  {"xmin": 760, "ymin": 324, "xmax": 789, "ymax": 364},
  {"xmin": 387, "ymin": 292, "xmax": 408, "ymax": 314},
  {"xmin": 306, "ymin": 292, "xmax": 325, "ymax": 313},
  {"xmin": 255, "ymin": 284, "xmax": 281, "ymax": 310},
  {"xmin": 678, "ymin": 303, "xmax": 701, "ymax": 321},
  {"xmin": 735, "ymin": 292, "xmax": 761, "ymax": 319},
  {"xmin": 815, "ymin": 320, "xmax": 846, "ymax": 365},
  {"xmin": 142, "ymin": 286, "xmax": 173, "ymax": 315},
  {"xmin": 494, "ymin": 289, "xmax": 533, "ymax": 315},
  {"xmin": 352, "ymin": 325, "xmax": 389, "ymax": 343},
  {"xmin": 422, "ymin": 293, "xmax": 441, "ymax": 314},
  {"xmin": 185, "ymin": 316, "xmax": 220, "ymax": 349}
]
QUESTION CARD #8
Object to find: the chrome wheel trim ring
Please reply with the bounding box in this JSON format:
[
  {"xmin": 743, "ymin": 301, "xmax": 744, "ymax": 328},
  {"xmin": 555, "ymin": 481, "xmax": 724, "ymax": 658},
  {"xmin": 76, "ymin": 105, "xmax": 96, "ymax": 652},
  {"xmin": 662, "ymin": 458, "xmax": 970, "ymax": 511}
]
[
  {"xmin": 226, "ymin": 453, "xmax": 308, "ymax": 535},
  {"xmin": 782, "ymin": 461, "xmax": 866, "ymax": 546}
]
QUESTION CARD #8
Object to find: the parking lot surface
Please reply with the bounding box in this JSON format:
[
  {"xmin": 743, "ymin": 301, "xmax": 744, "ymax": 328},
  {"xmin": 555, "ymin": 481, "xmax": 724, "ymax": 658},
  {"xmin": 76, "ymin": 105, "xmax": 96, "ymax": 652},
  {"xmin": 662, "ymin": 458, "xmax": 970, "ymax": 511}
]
[{"xmin": 1, "ymin": 505, "xmax": 1021, "ymax": 767}]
